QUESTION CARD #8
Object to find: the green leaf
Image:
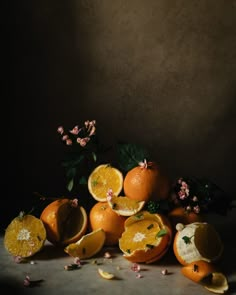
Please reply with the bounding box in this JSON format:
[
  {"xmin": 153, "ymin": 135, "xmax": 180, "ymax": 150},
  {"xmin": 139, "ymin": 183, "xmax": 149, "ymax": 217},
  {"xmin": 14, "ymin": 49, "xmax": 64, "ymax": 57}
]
[
  {"xmin": 62, "ymin": 154, "xmax": 85, "ymax": 168},
  {"xmin": 67, "ymin": 178, "xmax": 74, "ymax": 192},
  {"xmin": 66, "ymin": 167, "xmax": 77, "ymax": 180},
  {"xmin": 92, "ymin": 152, "xmax": 97, "ymax": 162},
  {"xmin": 156, "ymin": 229, "xmax": 167, "ymax": 238},
  {"xmin": 117, "ymin": 143, "xmax": 150, "ymax": 172},
  {"xmin": 182, "ymin": 235, "xmax": 193, "ymax": 244},
  {"xmin": 79, "ymin": 176, "xmax": 87, "ymax": 185}
]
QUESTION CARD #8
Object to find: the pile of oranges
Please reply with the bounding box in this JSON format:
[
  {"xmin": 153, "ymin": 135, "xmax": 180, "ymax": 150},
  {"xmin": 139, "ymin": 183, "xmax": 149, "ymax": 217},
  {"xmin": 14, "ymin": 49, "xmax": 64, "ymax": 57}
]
[{"xmin": 4, "ymin": 160, "xmax": 229, "ymax": 293}]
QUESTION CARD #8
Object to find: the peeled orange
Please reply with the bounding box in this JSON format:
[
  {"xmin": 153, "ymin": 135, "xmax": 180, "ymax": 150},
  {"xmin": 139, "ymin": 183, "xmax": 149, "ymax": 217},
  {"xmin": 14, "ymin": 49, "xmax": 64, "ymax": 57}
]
[
  {"xmin": 64, "ymin": 228, "xmax": 105, "ymax": 259},
  {"xmin": 123, "ymin": 160, "xmax": 170, "ymax": 202},
  {"xmin": 89, "ymin": 201, "xmax": 126, "ymax": 246},
  {"xmin": 173, "ymin": 222, "xmax": 224, "ymax": 265},
  {"xmin": 119, "ymin": 210, "xmax": 172, "ymax": 263},
  {"xmin": 4, "ymin": 212, "xmax": 46, "ymax": 258},
  {"xmin": 88, "ymin": 164, "xmax": 123, "ymax": 202},
  {"xmin": 40, "ymin": 198, "xmax": 88, "ymax": 246}
]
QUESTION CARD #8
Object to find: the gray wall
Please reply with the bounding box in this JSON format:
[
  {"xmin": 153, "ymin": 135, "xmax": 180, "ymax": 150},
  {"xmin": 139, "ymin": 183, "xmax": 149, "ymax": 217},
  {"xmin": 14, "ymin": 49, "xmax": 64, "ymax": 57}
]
[{"xmin": 6, "ymin": 0, "xmax": 236, "ymax": 226}]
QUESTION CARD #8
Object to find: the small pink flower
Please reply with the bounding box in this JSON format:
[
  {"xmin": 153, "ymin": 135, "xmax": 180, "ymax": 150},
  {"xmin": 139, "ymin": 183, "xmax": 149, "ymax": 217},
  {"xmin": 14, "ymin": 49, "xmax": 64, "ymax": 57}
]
[
  {"xmin": 70, "ymin": 198, "xmax": 78, "ymax": 208},
  {"xmin": 193, "ymin": 205, "xmax": 200, "ymax": 214},
  {"xmin": 181, "ymin": 181, "xmax": 188, "ymax": 189},
  {"xmin": 178, "ymin": 178, "xmax": 183, "ymax": 184},
  {"xmin": 70, "ymin": 125, "xmax": 80, "ymax": 135},
  {"xmin": 104, "ymin": 252, "xmax": 112, "ymax": 259},
  {"xmin": 62, "ymin": 134, "xmax": 69, "ymax": 141},
  {"xmin": 89, "ymin": 126, "xmax": 96, "ymax": 136},
  {"xmin": 192, "ymin": 196, "xmax": 198, "ymax": 202},
  {"xmin": 23, "ymin": 276, "xmax": 31, "ymax": 287},
  {"xmin": 14, "ymin": 255, "xmax": 23, "ymax": 263},
  {"xmin": 66, "ymin": 139, "xmax": 73, "ymax": 145},
  {"xmin": 139, "ymin": 159, "xmax": 147, "ymax": 169},
  {"xmin": 131, "ymin": 263, "xmax": 141, "ymax": 272},
  {"xmin": 178, "ymin": 190, "xmax": 187, "ymax": 200},
  {"xmin": 74, "ymin": 257, "xmax": 82, "ymax": 266},
  {"xmin": 57, "ymin": 126, "xmax": 64, "ymax": 135},
  {"xmin": 136, "ymin": 273, "xmax": 143, "ymax": 278},
  {"xmin": 161, "ymin": 269, "xmax": 168, "ymax": 275}
]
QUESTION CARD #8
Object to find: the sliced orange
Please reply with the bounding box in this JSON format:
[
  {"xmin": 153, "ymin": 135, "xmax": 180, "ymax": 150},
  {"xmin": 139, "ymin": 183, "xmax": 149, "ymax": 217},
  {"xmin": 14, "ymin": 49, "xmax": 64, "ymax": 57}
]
[
  {"xmin": 40, "ymin": 198, "xmax": 88, "ymax": 246},
  {"xmin": 64, "ymin": 228, "xmax": 105, "ymax": 259},
  {"xmin": 181, "ymin": 260, "xmax": 229, "ymax": 294},
  {"xmin": 4, "ymin": 213, "xmax": 46, "ymax": 258},
  {"xmin": 88, "ymin": 164, "xmax": 123, "ymax": 202},
  {"xmin": 119, "ymin": 211, "xmax": 172, "ymax": 263},
  {"xmin": 173, "ymin": 222, "xmax": 224, "ymax": 265},
  {"xmin": 98, "ymin": 268, "xmax": 115, "ymax": 280},
  {"xmin": 107, "ymin": 195, "xmax": 145, "ymax": 216}
]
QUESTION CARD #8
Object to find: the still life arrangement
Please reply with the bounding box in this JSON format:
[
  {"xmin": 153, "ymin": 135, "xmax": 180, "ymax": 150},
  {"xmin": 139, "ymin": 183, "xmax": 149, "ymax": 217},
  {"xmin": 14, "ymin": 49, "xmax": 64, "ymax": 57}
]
[{"xmin": 3, "ymin": 119, "xmax": 234, "ymax": 293}]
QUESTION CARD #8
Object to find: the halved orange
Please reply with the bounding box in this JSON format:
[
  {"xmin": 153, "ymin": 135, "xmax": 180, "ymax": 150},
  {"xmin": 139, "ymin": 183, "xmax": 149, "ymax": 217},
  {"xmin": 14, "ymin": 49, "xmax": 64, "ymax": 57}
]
[
  {"xmin": 4, "ymin": 213, "xmax": 46, "ymax": 258},
  {"xmin": 40, "ymin": 198, "xmax": 88, "ymax": 246},
  {"xmin": 88, "ymin": 164, "xmax": 123, "ymax": 202},
  {"xmin": 181, "ymin": 260, "xmax": 229, "ymax": 294},
  {"xmin": 107, "ymin": 195, "xmax": 145, "ymax": 216},
  {"xmin": 64, "ymin": 228, "xmax": 105, "ymax": 259},
  {"xmin": 119, "ymin": 211, "xmax": 172, "ymax": 263}
]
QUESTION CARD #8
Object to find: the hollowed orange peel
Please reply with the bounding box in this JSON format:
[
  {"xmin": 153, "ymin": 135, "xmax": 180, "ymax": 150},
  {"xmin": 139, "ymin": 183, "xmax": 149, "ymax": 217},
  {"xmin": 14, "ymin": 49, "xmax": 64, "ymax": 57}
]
[{"xmin": 181, "ymin": 260, "xmax": 229, "ymax": 294}]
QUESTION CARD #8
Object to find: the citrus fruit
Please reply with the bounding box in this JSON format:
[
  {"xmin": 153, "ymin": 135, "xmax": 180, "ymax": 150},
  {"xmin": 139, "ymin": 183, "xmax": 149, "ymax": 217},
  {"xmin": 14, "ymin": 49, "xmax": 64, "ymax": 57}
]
[
  {"xmin": 88, "ymin": 164, "xmax": 123, "ymax": 202},
  {"xmin": 40, "ymin": 198, "xmax": 88, "ymax": 246},
  {"xmin": 4, "ymin": 212, "xmax": 46, "ymax": 258},
  {"xmin": 181, "ymin": 260, "xmax": 229, "ymax": 294},
  {"xmin": 173, "ymin": 222, "xmax": 224, "ymax": 265},
  {"xmin": 64, "ymin": 228, "xmax": 105, "ymax": 259},
  {"xmin": 123, "ymin": 160, "xmax": 170, "ymax": 202},
  {"xmin": 98, "ymin": 268, "xmax": 115, "ymax": 280},
  {"xmin": 119, "ymin": 210, "xmax": 172, "ymax": 263},
  {"xmin": 89, "ymin": 201, "xmax": 126, "ymax": 246},
  {"xmin": 168, "ymin": 206, "xmax": 204, "ymax": 228},
  {"xmin": 107, "ymin": 194, "xmax": 145, "ymax": 216}
]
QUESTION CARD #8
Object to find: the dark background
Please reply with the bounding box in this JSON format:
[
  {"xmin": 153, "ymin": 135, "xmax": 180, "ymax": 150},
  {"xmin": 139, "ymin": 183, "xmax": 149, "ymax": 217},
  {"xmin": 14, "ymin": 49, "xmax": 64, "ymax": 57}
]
[{"xmin": 4, "ymin": 1, "xmax": 236, "ymax": 231}]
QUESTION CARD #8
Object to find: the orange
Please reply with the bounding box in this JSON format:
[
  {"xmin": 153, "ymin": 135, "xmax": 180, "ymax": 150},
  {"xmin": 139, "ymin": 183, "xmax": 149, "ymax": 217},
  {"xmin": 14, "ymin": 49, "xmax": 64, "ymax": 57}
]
[
  {"xmin": 4, "ymin": 213, "xmax": 46, "ymax": 258},
  {"xmin": 89, "ymin": 201, "xmax": 126, "ymax": 246},
  {"xmin": 88, "ymin": 164, "xmax": 123, "ymax": 202},
  {"xmin": 40, "ymin": 198, "xmax": 88, "ymax": 246},
  {"xmin": 181, "ymin": 260, "xmax": 229, "ymax": 294},
  {"xmin": 173, "ymin": 222, "xmax": 224, "ymax": 266},
  {"xmin": 123, "ymin": 160, "xmax": 170, "ymax": 202},
  {"xmin": 64, "ymin": 228, "xmax": 105, "ymax": 259},
  {"xmin": 168, "ymin": 206, "xmax": 204, "ymax": 228},
  {"xmin": 119, "ymin": 210, "xmax": 172, "ymax": 263}
]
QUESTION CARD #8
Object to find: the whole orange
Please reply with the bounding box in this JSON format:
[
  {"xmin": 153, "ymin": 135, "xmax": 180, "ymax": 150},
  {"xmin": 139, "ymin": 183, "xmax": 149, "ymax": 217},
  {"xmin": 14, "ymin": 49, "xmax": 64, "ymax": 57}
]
[
  {"xmin": 40, "ymin": 198, "xmax": 88, "ymax": 246},
  {"xmin": 123, "ymin": 160, "xmax": 170, "ymax": 202},
  {"xmin": 168, "ymin": 206, "xmax": 205, "ymax": 228},
  {"xmin": 89, "ymin": 201, "xmax": 126, "ymax": 246}
]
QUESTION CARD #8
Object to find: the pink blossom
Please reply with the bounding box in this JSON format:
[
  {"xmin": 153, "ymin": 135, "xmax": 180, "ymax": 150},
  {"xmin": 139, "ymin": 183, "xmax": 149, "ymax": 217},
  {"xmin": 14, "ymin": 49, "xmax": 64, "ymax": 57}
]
[
  {"xmin": 70, "ymin": 198, "xmax": 78, "ymax": 208},
  {"xmin": 66, "ymin": 139, "xmax": 72, "ymax": 146},
  {"xmin": 178, "ymin": 190, "xmax": 187, "ymax": 200},
  {"xmin": 62, "ymin": 134, "xmax": 69, "ymax": 141},
  {"xmin": 181, "ymin": 181, "xmax": 188, "ymax": 189},
  {"xmin": 136, "ymin": 273, "xmax": 143, "ymax": 278},
  {"xmin": 70, "ymin": 125, "xmax": 80, "ymax": 135},
  {"xmin": 192, "ymin": 196, "xmax": 198, "ymax": 202},
  {"xmin": 131, "ymin": 263, "xmax": 141, "ymax": 272},
  {"xmin": 23, "ymin": 276, "xmax": 31, "ymax": 287},
  {"xmin": 193, "ymin": 205, "xmax": 200, "ymax": 214},
  {"xmin": 14, "ymin": 255, "xmax": 23, "ymax": 263},
  {"xmin": 77, "ymin": 137, "xmax": 90, "ymax": 147},
  {"xmin": 74, "ymin": 257, "xmax": 82, "ymax": 266},
  {"xmin": 57, "ymin": 126, "xmax": 64, "ymax": 135}
]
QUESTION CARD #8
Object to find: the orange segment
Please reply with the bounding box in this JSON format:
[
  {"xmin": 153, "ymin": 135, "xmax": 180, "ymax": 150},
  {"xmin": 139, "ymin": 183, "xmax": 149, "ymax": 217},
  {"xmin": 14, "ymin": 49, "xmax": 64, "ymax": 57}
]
[
  {"xmin": 107, "ymin": 195, "xmax": 145, "ymax": 216},
  {"xmin": 64, "ymin": 228, "xmax": 105, "ymax": 259},
  {"xmin": 4, "ymin": 213, "xmax": 46, "ymax": 258},
  {"xmin": 88, "ymin": 164, "xmax": 123, "ymax": 202},
  {"xmin": 119, "ymin": 211, "xmax": 172, "ymax": 263}
]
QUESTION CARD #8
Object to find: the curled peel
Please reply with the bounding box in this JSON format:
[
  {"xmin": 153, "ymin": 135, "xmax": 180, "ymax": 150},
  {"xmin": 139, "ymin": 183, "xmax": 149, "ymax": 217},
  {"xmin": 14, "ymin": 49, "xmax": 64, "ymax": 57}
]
[{"xmin": 181, "ymin": 260, "xmax": 228, "ymax": 294}]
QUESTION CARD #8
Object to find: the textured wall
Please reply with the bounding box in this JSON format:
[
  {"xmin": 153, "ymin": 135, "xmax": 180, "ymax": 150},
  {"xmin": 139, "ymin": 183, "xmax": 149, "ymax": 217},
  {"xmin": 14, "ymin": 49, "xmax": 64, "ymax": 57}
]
[{"xmin": 5, "ymin": 0, "xmax": 236, "ymax": 226}]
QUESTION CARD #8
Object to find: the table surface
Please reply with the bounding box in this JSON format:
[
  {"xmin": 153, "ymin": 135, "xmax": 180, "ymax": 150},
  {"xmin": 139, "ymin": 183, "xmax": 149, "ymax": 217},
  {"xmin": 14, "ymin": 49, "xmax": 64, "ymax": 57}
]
[{"xmin": 1, "ymin": 208, "xmax": 236, "ymax": 295}]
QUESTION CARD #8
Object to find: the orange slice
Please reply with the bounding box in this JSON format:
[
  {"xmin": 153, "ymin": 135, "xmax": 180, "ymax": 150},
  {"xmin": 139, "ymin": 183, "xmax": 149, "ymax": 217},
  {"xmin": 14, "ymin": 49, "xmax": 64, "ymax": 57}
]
[
  {"xmin": 119, "ymin": 211, "xmax": 172, "ymax": 263},
  {"xmin": 40, "ymin": 198, "xmax": 88, "ymax": 246},
  {"xmin": 98, "ymin": 268, "xmax": 115, "ymax": 280},
  {"xmin": 4, "ymin": 213, "xmax": 46, "ymax": 258},
  {"xmin": 181, "ymin": 260, "xmax": 229, "ymax": 294},
  {"xmin": 107, "ymin": 195, "xmax": 145, "ymax": 216},
  {"xmin": 64, "ymin": 228, "xmax": 105, "ymax": 259},
  {"xmin": 88, "ymin": 164, "xmax": 123, "ymax": 202}
]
